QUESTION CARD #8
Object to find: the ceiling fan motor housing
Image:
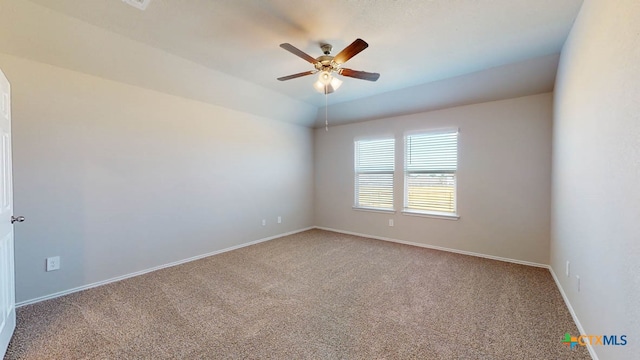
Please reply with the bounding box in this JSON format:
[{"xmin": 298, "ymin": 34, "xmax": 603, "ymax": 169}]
[{"xmin": 315, "ymin": 55, "xmax": 339, "ymax": 72}]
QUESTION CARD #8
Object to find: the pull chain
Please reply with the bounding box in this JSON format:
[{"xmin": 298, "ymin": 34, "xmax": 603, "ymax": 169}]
[{"xmin": 325, "ymin": 85, "xmax": 328, "ymax": 132}]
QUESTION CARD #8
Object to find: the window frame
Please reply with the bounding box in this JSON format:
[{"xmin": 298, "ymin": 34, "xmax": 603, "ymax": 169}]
[
  {"xmin": 402, "ymin": 128, "xmax": 460, "ymax": 220},
  {"xmin": 353, "ymin": 136, "xmax": 396, "ymax": 213}
]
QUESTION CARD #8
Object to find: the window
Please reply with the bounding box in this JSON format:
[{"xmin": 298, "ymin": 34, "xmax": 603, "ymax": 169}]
[
  {"xmin": 354, "ymin": 138, "xmax": 395, "ymax": 211},
  {"xmin": 404, "ymin": 130, "xmax": 458, "ymax": 217}
]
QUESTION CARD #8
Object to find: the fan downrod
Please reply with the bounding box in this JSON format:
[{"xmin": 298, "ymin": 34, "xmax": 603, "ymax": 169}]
[{"xmin": 320, "ymin": 43, "xmax": 332, "ymax": 55}]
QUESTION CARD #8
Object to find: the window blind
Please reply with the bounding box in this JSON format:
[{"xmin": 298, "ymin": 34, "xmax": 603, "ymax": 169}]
[
  {"xmin": 404, "ymin": 131, "xmax": 458, "ymax": 215},
  {"xmin": 354, "ymin": 138, "xmax": 395, "ymax": 210}
]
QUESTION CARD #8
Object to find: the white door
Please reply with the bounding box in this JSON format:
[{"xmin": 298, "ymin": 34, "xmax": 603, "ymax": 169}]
[{"xmin": 0, "ymin": 68, "xmax": 17, "ymax": 358}]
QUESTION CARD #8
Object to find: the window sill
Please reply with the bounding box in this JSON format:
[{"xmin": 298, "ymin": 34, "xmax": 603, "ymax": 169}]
[
  {"xmin": 352, "ymin": 207, "xmax": 397, "ymax": 214},
  {"xmin": 401, "ymin": 210, "xmax": 460, "ymax": 221}
]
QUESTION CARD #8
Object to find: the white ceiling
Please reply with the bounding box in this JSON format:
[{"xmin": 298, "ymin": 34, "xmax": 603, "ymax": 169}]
[{"xmin": 1, "ymin": 0, "xmax": 583, "ymax": 127}]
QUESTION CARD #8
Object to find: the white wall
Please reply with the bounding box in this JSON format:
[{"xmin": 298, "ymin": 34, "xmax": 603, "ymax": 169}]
[
  {"xmin": 315, "ymin": 93, "xmax": 553, "ymax": 265},
  {"xmin": 0, "ymin": 54, "xmax": 314, "ymax": 303},
  {"xmin": 552, "ymin": 0, "xmax": 640, "ymax": 359}
]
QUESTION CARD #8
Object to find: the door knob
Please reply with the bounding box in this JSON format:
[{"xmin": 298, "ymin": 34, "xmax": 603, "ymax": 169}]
[{"xmin": 11, "ymin": 215, "xmax": 25, "ymax": 224}]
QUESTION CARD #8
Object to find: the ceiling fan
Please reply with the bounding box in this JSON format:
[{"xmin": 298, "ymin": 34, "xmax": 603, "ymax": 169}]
[{"xmin": 277, "ymin": 38, "xmax": 380, "ymax": 94}]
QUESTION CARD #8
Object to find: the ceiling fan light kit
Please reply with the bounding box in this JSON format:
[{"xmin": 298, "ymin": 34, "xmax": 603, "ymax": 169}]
[
  {"xmin": 277, "ymin": 38, "xmax": 380, "ymax": 94},
  {"xmin": 313, "ymin": 71, "xmax": 343, "ymax": 94},
  {"xmin": 122, "ymin": 0, "xmax": 152, "ymax": 11}
]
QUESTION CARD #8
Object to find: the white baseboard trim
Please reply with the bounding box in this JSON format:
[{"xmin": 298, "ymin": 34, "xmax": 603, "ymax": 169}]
[
  {"xmin": 314, "ymin": 226, "xmax": 595, "ymax": 359},
  {"xmin": 16, "ymin": 227, "xmax": 314, "ymax": 308},
  {"xmin": 548, "ymin": 267, "xmax": 598, "ymax": 360},
  {"xmin": 314, "ymin": 226, "xmax": 549, "ymax": 268}
]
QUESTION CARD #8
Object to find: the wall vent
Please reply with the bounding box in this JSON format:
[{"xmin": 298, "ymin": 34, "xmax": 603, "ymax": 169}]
[{"xmin": 122, "ymin": 0, "xmax": 152, "ymax": 11}]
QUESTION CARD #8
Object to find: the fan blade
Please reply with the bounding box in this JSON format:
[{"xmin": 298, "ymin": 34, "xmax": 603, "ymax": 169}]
[
  {"xmin": 339, "ymin": 68, "xmax": 380, "ymax": 81},
  {"xmin": 277, "ymin": 71, "xmax": 316, "ymax": 81},
  {"xmin": 280, "ymin": 43, "xmax": 318, "ymax": 64},
  {"xmin": 333, "ymin": 38, "xmax": 369, "ymax": 65}
]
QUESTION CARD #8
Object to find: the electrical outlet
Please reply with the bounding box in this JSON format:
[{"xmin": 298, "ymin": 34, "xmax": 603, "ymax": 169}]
[
  {"xmin": 388, "ymin": 219, "xmax": 394, "ymax": 227},
  {"xmin": 277, "ymin": 216, "xmax": 282, "ymax": 224},
  {"xmin": 46, "ymin": 256, "xmax": 61, "ymax": 272},
  {"xmin": 262, "ymin": 219, "xmax": 266, "ymax": 226},
  {"xmin": 566, "ymin": 261, "xmax": 570, "ymax": 277},
  {"xmin": 576, "ymin": 275, "xmax": 580, "ymax": 292}
]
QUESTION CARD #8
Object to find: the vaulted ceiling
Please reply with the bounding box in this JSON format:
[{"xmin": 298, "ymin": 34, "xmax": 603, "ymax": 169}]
[{"xmin": 0, "ymin": 0, "xmax": 583, "ymax": 127}]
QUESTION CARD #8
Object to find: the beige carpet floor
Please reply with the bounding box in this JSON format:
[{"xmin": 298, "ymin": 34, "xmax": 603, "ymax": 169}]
[{"xmin": 5, "ymin": 229, "xmax": 590, "ymax": 359}]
